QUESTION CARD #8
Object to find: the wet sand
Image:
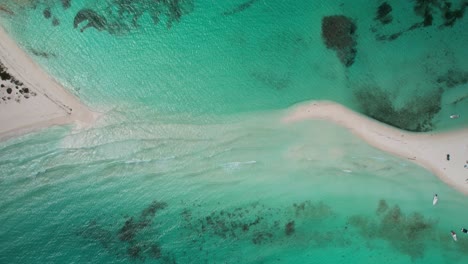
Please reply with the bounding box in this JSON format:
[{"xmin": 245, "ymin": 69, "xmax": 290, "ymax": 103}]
[{"xmin": 283, "ymin": 101, "xmax": 468, "ymax": 195}]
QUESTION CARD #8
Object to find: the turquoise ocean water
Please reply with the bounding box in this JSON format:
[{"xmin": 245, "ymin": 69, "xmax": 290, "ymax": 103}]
[{"xmin": 1, "ymin": 0, "xmax": 468, "ymax": 263}]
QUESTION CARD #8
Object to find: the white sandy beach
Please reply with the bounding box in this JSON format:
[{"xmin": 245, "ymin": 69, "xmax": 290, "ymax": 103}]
[
  {"xmin": 283, "ymin": 101, "xmax": 468, "ymax": 195},
  {"xmin": 0, "ymin": 25, "xmax": 98, "ymax": 141}
]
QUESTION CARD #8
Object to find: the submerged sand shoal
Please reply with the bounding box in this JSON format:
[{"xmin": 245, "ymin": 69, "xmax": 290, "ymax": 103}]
[
  {"xmin": 283, "ymin": 101, "xmax": 468, "ymax": 195},
  {"xmin": 1, "ymin": 21, "xmax": 466, "ymax": 195},
  {"xmin": 0, "ymin": 25, "xmax": 98, "ymax": 141}
]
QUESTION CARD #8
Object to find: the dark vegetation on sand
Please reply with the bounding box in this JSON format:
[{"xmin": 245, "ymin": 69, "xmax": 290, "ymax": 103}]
[{"xmin": 0, "ymin": 60, "xmax": 36, "ymax": 104}]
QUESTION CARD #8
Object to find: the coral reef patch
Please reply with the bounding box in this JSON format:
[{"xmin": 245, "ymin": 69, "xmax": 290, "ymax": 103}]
[
  {"xmin": 222, "ymin": 0, "xmax": 259, "ymax": 16},
  {"xmin": 321, "ymin": 15, "xmax": 357, "ymax": 67},
  {"xmin": 375, "ymin": 2, "xmax": 393, "ymax": 25},
  {"xmin": 250, "ymin": 71, "xmax": 291, "ymax": 90},
  {"xmin": 29, "ymin": 48, "xmax": 56, "ymax": 59},
  {"xmin": 373, "ymin": 0, "xmax": 468, "ymax": 42},
  {"xmin": 348, "ymin": 200, "xmax": 437, "ymax": 260},
  {"xmin": 78, "ymin": 200, "xmax": 174, "ymax": 262},
  {"xmin": 76, "ymin": 198, "xmax": 468, "ymax": 262},
  {"xmin": 180, "ymin": 199, "xmax": 337, "ymax": 255},
  {"xmin": 61, "ymin": 0, "xmax": 71, "ymax": 10},
  {"xmin": 0, "ymin": 5, "xmax": 14, "ymax": 15},
  {"xmin": 354, "ymin": 86, "xmax": 442, "ymax": 132},
  {"xmin": 436, "ymin": 69, "xmax": 468, "ymax": 89},
  {"xmin": 73, "ymin": 9, "xmax": 107, "ymax": 32},
  {"xmin": 73, "ymin": 0, "xmax": 194, "ymax": 34},
  {"xmin": 79, "ymin": 199, "xmax": 340, "ymax": 262},
  {"xmin": 3, "ymin": 0, "xmax": 193, "ymax": 34}
]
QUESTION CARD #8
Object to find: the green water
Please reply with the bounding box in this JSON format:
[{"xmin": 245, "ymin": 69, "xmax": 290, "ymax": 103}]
[
  {"xmin": 0, "ymin": 0, "xmax": 468, "ymax": 263},
  {"xmin": 1, "ymin": 0, "xmax": 467, "ymax": 130},
  {"xmin": 1, "ymin": 114, "xmax": 467, "ymax": 263}
]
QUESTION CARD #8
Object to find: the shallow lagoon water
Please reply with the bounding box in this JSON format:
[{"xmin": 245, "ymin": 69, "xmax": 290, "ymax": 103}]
[
  {"xmin": 1, "ymin": 0, "xmax": 467, "ymax": 131},
  {"xmin": 0, "ymin": 0, "xmax": 468, "ymax": 263},
  {"xmin": 1, "ymin": 112, "xmax": 468, "ymax": 263}
]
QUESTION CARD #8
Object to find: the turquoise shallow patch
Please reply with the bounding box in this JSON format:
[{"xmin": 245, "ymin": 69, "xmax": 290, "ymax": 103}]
[
  {"xmin": 0, "ymin": 112, "xmax": 467, "ymax": 263},
  {"xmin": 1, "ymin": 0, "xmax": 467, "ymax": 131}
]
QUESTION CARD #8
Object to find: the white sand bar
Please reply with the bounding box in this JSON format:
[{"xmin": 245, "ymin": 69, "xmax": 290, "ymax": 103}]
[
  {"xmin": 0, "ymin": 26, "xmax": 98, "ymax": 141},
  {"xmin": 284, "ymin": 101, "xmax": 468, "ymax": 195}
]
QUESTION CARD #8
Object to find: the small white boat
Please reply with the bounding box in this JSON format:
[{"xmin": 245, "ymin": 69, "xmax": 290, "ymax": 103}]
[
  {"xmin": 432, "ymin": 194, "xmax": 438, "ymax": 205},
  {"xmin": 451, "ymin": 231, "xmax": 457, "ymax": 241},
  {"xmin": 450, "ymin": 115, "xmax": 459, "ymax": 119}
]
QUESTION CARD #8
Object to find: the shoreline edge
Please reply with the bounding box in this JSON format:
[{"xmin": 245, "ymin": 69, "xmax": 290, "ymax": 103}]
[
  {"xmin": 0, "ymin": 25, "xmax": 99, "ymax": 141},
  {"xmin": 283, "ymin": 101, "xmax": 468, "ymax": 195}
]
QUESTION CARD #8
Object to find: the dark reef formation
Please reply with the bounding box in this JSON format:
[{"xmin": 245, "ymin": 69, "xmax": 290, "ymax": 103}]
[
  {"xmin": 78, "ymin": 200, "xmax": 174, "ymax": 262},
  {"xmin": 348, "ymin": 200, "xmax": 437, "ymax": 259},
  {"xmin": 351, "ymin": 65, "xmax": 468, "ymax": 131},
  {"xmin": 364, "ymin": 1, "xmax": 468, "ymax": 130},
  {"xmin": 321, "ymin": 15, "xmax": 357, "ymax": 67},
  {"xmin": 73, "ymin": 0, "xmax": 194, "ymax": 34},
  {"xmin": 285, "ymin": 221, "xmax": 295, "ymax": 236},
  {"xmin": 79, "ymin": 199, "xmax": 339, "ymax": 262},
  {"xmin": 414, "ymin": 0, "xmax": 468, "ymax": 27},
  {"xmin": 77, "ymin": 197, "xmax": 468, "ymax": 262},
  {"xmin": 354, "ymin": 86, "xmax": 442, "ymax": 132},
  {"xmin": 13, "ymin": 1, "xmax": 72, "ymax": 27},
  {"xmin": 373, "ymin": 0, "xmax": 468, "ymax": 42},
  {"xmin": 62, "ymin": 0, "xmax": 71, "ymax": 10},
  {"xmin": 375, "ymin": 2, "xmax": 393, "ymax": 25},
  {"xmin": 436, "ymin": 69, "xmax": 468, "ymax": 89},
  {"xmin": 18, "ymin": 0, "xmax": 192, "ymax": 33},
  {"xmin": 52, "ymin": 17, "xmax": 60, "ymax": 26},
  {"xmin": 292, "ymin": 200, "xmax": 334, "ymax": 218},
  {"xmin": 250, "ymin": 71, "xmax": 290, "ymax": 90},
  {"xmin": 118, "ymin": 201, "xmax": 167, "ymax": 242},
  {"xmin": 29, "ymin": 48, "xmax": 56, "ymax": 59},
  {"xmin": 42, "ymin": 7, "xmax": 51, "ymax": 19},
  {"xmin": 0, "ymin": 60, "xmax": 36, "ymax": 104},
  {"xmin": 73, "ymin": 9, "xmax": 107, "ymax": 32},
  {"xmin": 181, "ymin": 199, "xmax": 336, "ymax": 253},
  {"xmin": 0, "ymin": 5, "xmax": 14, "ymax": 15},
  {"xmin": 435, "ymin": 69, "xmax": 468, "ymax": 106},
  {"xmin": 222, "ymin": 0, "xmax": 258, "ymax": 16}
]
